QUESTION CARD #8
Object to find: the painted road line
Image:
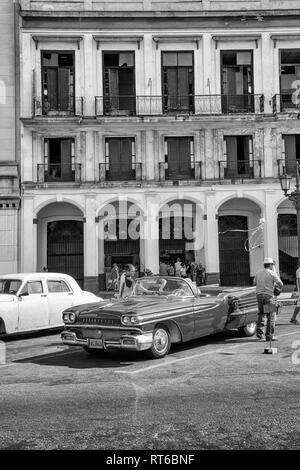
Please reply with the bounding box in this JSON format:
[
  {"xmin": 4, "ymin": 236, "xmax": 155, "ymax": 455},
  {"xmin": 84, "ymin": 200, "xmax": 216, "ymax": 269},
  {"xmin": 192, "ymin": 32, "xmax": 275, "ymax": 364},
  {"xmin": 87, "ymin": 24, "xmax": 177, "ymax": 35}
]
[{"xmin": 116, "ymin": 330, "xmax": 300, "ymax": 375}]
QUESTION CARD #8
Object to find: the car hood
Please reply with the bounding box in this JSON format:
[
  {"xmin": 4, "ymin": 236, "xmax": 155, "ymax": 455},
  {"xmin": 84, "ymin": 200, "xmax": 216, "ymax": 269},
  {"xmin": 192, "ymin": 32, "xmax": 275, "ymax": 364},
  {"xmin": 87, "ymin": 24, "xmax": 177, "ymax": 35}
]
[
  {"xmin": 0, "ymin": 294, "xmax": 15, "ymax": 302},
  {"xmin": 65, "ymin": 295, "xmax": 220, "ymax": 318}
]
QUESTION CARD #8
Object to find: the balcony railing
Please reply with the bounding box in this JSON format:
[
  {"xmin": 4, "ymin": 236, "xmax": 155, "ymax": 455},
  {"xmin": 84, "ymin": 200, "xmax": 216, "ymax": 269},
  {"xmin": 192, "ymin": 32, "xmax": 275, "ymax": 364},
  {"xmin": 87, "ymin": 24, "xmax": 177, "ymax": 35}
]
[
  {"xmin": 277, "ymin": 159, "xmax": 300, "ymax": 177},
  {"xmin": 95, "ymin": 96, "xmax": 162, "ymax": 116},
  {"xmin": 272, "ymin": 93, "xmax": 300, "ymax": 113},
  {"xmin": 159, "ymin": 162, "xmax": 202, "ymax": 182},
  {"xmin": 99, "ymin": 162, "xmax": 142, "ymax": 182},
  {"xmin": 95, "ymin": 94, "xmax": 264, "ymax": 116},
  {"xmin": 37, "ymin": 164, "xmax": 81, "ymax": 183},
  {"xmin": 218, "ymin": 160, "xmax": 262, "ymax": 179},
  {"xmin": 221, "ymin": 94, "xmax": 264, "ymax": 114},
  {"xmin": 33, "ymin": 97, "xmax": 84, "ymax": 117}
]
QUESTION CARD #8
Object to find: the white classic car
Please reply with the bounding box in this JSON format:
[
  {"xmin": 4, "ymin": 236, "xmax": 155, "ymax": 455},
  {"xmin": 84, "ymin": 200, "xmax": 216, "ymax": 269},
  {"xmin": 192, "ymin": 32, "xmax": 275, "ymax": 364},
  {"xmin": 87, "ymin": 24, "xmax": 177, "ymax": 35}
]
[{"xmin": 0, "ymin": 273, "xmax": 103, "ymax": 335}]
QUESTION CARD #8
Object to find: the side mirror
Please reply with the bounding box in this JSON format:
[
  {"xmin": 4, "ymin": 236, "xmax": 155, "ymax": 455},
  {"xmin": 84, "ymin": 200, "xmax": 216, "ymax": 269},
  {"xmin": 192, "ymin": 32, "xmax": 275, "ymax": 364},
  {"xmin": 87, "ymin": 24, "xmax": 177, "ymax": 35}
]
[{"xmin": 19, "ymin": 292, "xmax": 29, "ymax": 297}]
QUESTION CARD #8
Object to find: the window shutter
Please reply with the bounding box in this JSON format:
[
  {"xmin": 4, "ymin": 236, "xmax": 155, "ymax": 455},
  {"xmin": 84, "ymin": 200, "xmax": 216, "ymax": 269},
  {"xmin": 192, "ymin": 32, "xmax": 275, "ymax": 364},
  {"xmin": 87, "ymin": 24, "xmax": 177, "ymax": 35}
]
[
  {"xmin": 225, "ymin": 137, "xmax": 237, "ymax": 177},
  {"xmin": 46, "ymin": 68, "xmax": 58, "ymax": 110},
  {"xmin": 58, "ymin": 68, "xmax": 70, "ymax": 111},
  {"xmin": 284, "ymin": 135, "xmax": 297, "ymax": 175},
  {"xmin": 60, "ymin": 139, "xmax": 72, "ymax": 180}
]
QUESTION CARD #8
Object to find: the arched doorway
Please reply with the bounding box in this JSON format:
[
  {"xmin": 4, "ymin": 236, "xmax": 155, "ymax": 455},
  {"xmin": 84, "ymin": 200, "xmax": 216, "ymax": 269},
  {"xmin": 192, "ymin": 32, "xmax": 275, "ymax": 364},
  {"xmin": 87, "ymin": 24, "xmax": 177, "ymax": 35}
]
[
  {"xmin": 47, "ymin": 220, "xmax": 84, "ymax": 286},
  {"xmin": 218, "ymin": 215, "xmax": 250, "ymax": 285},
  {"xmin": 37, "ymin": 202, "xmax": 84, "ymax": 287},
  {"xmin": 159, "ymin": 199, "xmax": 197, "ymax": 264},
  {"xmin": 99, "ymin": 201, "xmax": 142, "ymax": 288}
]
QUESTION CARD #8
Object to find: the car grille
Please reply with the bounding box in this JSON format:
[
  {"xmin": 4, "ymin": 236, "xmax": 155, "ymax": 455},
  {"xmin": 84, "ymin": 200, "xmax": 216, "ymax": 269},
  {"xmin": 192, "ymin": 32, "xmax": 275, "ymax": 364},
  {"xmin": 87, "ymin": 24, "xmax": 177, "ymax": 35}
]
[
  {"xmin": 237, "ymin": 297, "xmax": 258, "ymax": 310},
  {"xmin": 78, "ymin": 317, "xmax": 121, "ymax": 326}
]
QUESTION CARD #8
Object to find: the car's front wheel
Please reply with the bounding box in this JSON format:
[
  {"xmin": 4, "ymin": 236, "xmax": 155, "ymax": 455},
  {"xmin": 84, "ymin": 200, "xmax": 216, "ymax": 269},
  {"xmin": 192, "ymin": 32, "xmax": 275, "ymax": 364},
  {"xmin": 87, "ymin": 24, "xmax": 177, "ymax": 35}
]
[
  {"xmin": 147, "ymin": 326, "xmax": 171, "ymax": 359},
  {"xmin": 238, "ymin": 322, "xmax": 257, "ymax": 337}
]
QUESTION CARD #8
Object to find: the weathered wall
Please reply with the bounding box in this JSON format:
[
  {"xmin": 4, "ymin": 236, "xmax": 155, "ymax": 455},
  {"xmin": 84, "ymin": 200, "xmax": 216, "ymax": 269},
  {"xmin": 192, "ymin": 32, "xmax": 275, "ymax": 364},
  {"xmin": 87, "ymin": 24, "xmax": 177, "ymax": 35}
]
[
  {"xmin": 18, "ymin": 0, "xmax": 300, "ymax": 11},
  {"xmin": 0, "ymin": 1, "xmax": 19, "ymax": 275}
]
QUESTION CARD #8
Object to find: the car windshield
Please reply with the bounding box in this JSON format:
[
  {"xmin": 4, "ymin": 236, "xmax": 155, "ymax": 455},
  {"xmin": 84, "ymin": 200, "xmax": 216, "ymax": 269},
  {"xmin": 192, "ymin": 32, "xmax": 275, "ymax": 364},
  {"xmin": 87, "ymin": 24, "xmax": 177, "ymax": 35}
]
[
  {"xmin": 132, "ymin": 277, "xmax": 194, "ymax": 297},
  {"xmin": 0, "ymin": 279, "xmax": 22, "ymax": 295}
]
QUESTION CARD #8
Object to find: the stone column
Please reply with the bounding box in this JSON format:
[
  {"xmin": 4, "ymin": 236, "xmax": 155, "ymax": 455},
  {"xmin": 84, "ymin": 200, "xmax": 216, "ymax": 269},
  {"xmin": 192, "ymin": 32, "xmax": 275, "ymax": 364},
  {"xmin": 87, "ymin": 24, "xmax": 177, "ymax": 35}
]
[
  {"xmin": 264, "ymin": 190, "xmax": 280, "ymax": 266},
  {"xmin": 204, "ymin": 190, "xmax": 220, "ymax": 284},
  {"xmin": 83, "ymin": 195, "xmax": 98, "ymax": 293},
  {"xmin": 143, "ymin": 196, "xmax": 159, "ymax": 274},
  {"xmin": 21, "ymin": 196, "xmax": 36, "ymax": 272}
]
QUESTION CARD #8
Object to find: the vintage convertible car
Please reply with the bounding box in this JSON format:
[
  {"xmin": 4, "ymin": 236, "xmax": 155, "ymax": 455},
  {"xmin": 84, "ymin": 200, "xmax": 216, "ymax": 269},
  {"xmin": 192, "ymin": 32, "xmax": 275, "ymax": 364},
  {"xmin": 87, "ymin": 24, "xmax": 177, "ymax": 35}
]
[
  {"xmin": 0, "ymin": 273, "xmax": 102, "ymax": 335},
  {"xmin": 61, "ymin": 276, "xmax": 258, "ymax": 359}
]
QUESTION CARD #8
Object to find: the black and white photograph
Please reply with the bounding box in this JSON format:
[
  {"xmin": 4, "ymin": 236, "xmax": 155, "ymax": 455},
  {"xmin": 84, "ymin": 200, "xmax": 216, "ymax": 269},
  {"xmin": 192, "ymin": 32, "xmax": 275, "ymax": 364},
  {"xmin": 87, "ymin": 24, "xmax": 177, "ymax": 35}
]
[{"xmin": 0, "ymin": 0, "xmax": 299, "ymax": 456}]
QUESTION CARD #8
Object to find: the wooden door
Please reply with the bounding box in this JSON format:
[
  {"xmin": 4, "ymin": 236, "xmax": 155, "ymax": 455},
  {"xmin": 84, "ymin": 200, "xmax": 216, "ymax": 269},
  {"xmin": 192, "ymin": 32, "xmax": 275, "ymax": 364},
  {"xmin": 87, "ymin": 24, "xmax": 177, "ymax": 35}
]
[
  {"xmin": 218, "ymin": 215, "xmax": 250, "ymax": 286},
  {"xmin": 166, "ymin": 137, "xmax": 191, "ymax": 179}
]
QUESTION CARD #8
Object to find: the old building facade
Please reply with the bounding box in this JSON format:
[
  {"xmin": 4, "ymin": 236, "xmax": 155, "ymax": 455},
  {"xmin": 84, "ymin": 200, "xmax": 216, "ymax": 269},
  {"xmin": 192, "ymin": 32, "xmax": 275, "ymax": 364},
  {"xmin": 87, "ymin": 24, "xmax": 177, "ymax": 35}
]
[
  {"xmin": 16, "ymin": 0, "xmax": 300, "ymax": 291},
  {"xmin": 0, "ymin": 0, "xmax": 19, "ymax": 275}
]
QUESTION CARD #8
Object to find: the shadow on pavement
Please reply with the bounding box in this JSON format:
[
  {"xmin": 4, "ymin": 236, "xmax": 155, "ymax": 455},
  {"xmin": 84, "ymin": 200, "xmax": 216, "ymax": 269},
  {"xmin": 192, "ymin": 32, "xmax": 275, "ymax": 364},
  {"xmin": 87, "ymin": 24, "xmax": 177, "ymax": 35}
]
[
  {"xmin": 13, "ymin": 330, "xmax": 257, "ymax": 369},
  {"xmin": 1, "ymin": 328, "xmax": 63, "ymax": 343}
]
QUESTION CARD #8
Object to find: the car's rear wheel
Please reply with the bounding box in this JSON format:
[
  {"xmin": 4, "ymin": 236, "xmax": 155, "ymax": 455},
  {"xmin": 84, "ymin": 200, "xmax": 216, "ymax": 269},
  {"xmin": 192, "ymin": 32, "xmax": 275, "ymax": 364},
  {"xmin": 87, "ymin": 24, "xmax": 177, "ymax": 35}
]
[
  {"xmin": 238, "ymin": 322, "xmax": 257, "ymax": 337},
  {"xmin": 147, "ymin": 326, "xmax": 171, "ymax": 359},
  {"xmin": 84, "ymin": 346, "xmax": 105, "ymax": 355}
]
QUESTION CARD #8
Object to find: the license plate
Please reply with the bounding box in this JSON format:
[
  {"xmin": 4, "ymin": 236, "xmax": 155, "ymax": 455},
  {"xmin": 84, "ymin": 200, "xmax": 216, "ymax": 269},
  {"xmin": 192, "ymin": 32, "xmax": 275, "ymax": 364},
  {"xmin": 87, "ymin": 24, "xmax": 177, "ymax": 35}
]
[{"xmin": 88, "ymin": 339, "xmax": 104, "ymax": 349}]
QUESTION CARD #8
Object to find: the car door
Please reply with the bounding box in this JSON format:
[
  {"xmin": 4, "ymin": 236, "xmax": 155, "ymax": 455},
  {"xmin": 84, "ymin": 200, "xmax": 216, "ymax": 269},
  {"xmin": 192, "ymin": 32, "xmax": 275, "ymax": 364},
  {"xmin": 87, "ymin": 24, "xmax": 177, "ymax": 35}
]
[
  {"xmin": 46, "ymin": 278, "xmax": 74, "ymax": 326},
  {"xmin": 17, "ymin": 280, "xmax": 49, "ymax": 331},
  {"xmin": 193, "ymin": 296, "xmax": 228, "ymax": 338}
]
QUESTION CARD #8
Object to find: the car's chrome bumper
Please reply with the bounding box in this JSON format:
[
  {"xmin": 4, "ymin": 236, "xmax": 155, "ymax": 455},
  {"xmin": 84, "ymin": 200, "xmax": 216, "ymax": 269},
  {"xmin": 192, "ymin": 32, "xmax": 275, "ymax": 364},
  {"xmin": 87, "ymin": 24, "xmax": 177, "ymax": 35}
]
[{"xmin": 61, "ymin": 330, "xmax": 153, "ymax": 351}]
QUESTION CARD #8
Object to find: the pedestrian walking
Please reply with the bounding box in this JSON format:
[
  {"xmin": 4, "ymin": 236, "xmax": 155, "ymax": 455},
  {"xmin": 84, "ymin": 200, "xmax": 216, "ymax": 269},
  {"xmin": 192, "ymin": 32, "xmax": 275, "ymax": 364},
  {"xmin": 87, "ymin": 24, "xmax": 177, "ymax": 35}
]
[
  {"xmin": 296, "ymin": 264, "xmax": 300, "ymax": 292},
  {"xmin": 180, "ymin": 262, "xmax": 187, "ymax": 278},
  {"xmin": 167, "ymin": 262, "xmax": 175, "ymax": 276},
  {"xmin": 253, "ymin": 257, "xmax": 283, "ymax": 341},
  {"xmin": 110, "ymin": 263, "xmax": 119, "ymax": 292},
  {"xmin": 159, "ymin": 260, "xmax": 168, "ymax": 276},
  {"xmin": 175, "ymin": 258, "xmax": 181, "ymax": 277},
  {"xmin": 290, "ymin": 296, "xmax": 300, "ymax": 325}
]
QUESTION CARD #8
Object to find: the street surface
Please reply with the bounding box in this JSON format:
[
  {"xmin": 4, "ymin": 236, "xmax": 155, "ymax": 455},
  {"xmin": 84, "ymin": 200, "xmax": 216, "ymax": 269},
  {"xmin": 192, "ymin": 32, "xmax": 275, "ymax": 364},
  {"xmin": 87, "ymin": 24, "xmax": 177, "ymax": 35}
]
[{"xmin": 0, "ymin": 307, "xmax": 299, "ymax": 450}]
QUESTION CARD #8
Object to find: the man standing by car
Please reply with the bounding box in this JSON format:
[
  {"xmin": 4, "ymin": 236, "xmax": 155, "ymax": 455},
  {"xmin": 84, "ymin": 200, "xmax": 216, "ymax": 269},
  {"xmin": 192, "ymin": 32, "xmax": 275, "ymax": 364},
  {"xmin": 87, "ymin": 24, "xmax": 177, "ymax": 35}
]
[{"xmin": 253, "ymin": 257, "xmax": 283, "ymax": 341}]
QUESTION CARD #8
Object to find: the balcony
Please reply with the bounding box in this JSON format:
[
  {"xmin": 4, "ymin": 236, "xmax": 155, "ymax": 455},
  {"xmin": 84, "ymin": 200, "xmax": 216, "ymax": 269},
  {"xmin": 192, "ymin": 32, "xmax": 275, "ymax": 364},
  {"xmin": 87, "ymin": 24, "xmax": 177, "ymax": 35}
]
[
  {"xmin": 277, "ymin": 159, "xmax": 300, "ymax": 177},
  {"xmin": 37, "ymin": 164, "xmax": 81, "ymax": 183},
  {"xmin": 95, "ymin": 94, "xmax": 264, "ymax": 116},
  {"xmin": 272, "ymin": 93, "xmax": 300, "ymax": 113},
  {"xmin": 99, "ymin": 162, "xmax": 142, "ymax": 182},
  {"xmin": 159, "ymin": 162, "xmax": 202, "ymax": 182},
  {"xmin": 33, "ymin": 97, "xmax": 84, "ymax": 117},
  {"xmin": 218, "ymin": 160, "xmax": 262, "ymax": 180},
  {"xmin": 95, "ymin": 96, "xmax": 162, "ymax": 116}
]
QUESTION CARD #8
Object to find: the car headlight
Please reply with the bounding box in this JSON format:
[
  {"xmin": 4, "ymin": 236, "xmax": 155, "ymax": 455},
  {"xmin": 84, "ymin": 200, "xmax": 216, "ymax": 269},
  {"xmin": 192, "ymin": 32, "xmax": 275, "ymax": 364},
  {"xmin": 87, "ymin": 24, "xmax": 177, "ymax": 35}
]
[
  {"xmin": 69, "ymin": 312, "xmax": 76, "ymax": 323},
  {"xmin": 63, "ymin": 312, "xmax": 76, "ymax": 323},
  {"xmin": 121, "ymin": 315, "xmax": 140, "ymax": 326}
]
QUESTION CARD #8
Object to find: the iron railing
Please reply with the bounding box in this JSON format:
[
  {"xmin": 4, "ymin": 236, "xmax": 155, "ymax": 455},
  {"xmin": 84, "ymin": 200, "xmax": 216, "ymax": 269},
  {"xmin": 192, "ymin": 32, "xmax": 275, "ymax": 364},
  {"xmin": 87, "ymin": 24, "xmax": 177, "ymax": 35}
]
[
  {"xmin": 37, "ymin": 163, "xmax": 81, "ymax": 183},
  {"xmin": 277, "ymin": 158, "xmax": 300, "ymax": 177},
  {"xmin": 95, "ymin": 94, "xmax": 265, "ymax": 116},
  {"xmin": 272, "ymin": 93, "xmax": 300, "ymax": 113},
  {"xmin": 99, "ymin": 162, "xmax": 142, "ymax": 182},
  {"xmin": 33, "ymin": 97, "xmax": 84, "ymax": 117},
  {"xmin": 159, "ymin": 161, "xmax": 202, "ymax": 181},
  {"xmin": 218, "ymin": 160, "xmax": 262, "ymax": 179},
  {"xmin": 221, "ymin": 94, "xmax": 264, "ymax": 114},
  {"xmin": 95, "ymin": 95, "xmax": 162, "ymax": 116}
]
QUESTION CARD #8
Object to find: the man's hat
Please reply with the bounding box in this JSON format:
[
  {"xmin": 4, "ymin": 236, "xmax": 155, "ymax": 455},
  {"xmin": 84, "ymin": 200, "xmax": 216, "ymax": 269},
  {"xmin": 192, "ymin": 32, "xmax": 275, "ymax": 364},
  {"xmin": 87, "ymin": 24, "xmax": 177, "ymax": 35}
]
[{"xmin": 264, "ymin": 257, "xmax": 275, "ymax": 265}]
